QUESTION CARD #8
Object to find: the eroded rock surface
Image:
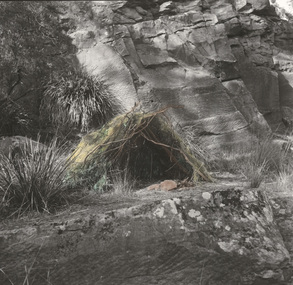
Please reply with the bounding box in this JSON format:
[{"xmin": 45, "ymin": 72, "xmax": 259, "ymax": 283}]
[
  {"xmin": 0, "ymin": 187, "xmax": 291, "ymax": 285},
  {"xmin": 50, "ymin": 0, "xmax": 293, "ymax": 152}
]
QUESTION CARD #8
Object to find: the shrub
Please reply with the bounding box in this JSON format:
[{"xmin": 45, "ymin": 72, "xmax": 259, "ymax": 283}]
[
  {"xmin": 0, "ymin": 138, "xmax": 71, "ymax": 214},
  {"xmin": 40, "ymin": 68, "xmax": 119, "ymax": 134}
]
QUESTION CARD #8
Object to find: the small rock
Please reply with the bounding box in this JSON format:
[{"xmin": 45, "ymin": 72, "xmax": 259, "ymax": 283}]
[
  {"xmin": 136, "ymin": 6, "xmax": 147, "ymax": 15},
  {"xmin": 159, "ymin": 1, "xmax": 175, "ymax": 13},
  {"xmin": 188, "ymin": 209, "xmax": 201, "ymax": 218},
  {"xmin": 197, "ymin": 215, "xmax": 204, "ymax": 222},
  {"xmin": 153, "ymin": 207, "xmax": 165, "ymax": 218},
  {"xmin": 279, "ymin": 209, "xmax": 286, "ymax": 215},
  {"xmin": 202, "ymin": 192, "xmax": 212, "ymax": 200},
  {"xmin": 214, "ymin": 220, "xmax": 223, "ymax": 228}
]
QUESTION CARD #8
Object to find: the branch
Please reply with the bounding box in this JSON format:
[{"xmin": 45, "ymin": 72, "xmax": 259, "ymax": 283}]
[{"xmin": 7, "ymin": 69, "xmax": 22, "ymax": 96}]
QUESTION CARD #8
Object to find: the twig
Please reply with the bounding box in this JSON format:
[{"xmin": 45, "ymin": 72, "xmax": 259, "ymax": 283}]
[{"xmin": 0, "ymin": 268, "xmax": 14, "ymax": 285}]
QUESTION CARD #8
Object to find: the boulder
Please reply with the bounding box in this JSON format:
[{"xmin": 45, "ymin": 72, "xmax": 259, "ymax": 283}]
[{"xmin": 0, "ymin": 188, "xmax": 290, "ymax": 285}]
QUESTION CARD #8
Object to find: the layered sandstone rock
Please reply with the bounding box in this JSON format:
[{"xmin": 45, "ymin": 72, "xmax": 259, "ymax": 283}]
[{"xmin": 56, "ymin": 0, "xmax": 293, "ymax": 152}]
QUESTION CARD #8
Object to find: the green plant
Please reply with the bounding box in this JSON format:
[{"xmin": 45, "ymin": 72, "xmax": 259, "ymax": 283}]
[
  {"xmin": 0, "ymin": 137, "xmax": 72, "ymax": 215},
  {"xmin": 41, "ymin": 68, "xmax": 119, "ymax": 134}
]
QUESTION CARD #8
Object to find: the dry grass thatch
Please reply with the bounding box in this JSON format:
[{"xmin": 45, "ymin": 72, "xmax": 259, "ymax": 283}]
[{"xmin": 67, "ymin": 108, "xmax": 213, "ymax": 190}]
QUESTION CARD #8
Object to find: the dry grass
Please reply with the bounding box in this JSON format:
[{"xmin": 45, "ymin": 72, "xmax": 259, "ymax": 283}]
[
  {"xmin": 40, "ymin": 67, "xmax": 119, "ymax": 135},
  {"xmin": 0, "ymin": 138, "xmax": 72, "ymax": 215},
  {"xmin": 211, "ymin": 135, "xmax": 291, "ymax": 188},
  {"xmin": 276, "ymin": 171, "xmax": 293, "ymax": 193},
  {"xmin": 243, "ymin": 160, "xmax": 268, "ymax": 188},
  {"xmin": 109, "ymin": 168, "xmax": 137, "ymax": 196}
]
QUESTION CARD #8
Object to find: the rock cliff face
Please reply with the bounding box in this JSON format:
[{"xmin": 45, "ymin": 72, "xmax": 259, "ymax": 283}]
[{"xmin": 55, "ymin": 0, "xmax": 293, "ymax": 152}]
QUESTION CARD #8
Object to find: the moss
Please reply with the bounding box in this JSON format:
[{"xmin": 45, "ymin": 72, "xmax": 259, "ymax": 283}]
[{"xmin": 67, "ymin": 110, "xmax": 212, "ymax": 189}]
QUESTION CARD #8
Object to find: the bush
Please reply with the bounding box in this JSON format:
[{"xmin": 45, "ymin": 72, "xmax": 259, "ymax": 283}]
[
  {"xmin": 0, "ymin": 138, "xmax": 71, "ymax": 214},
  {"xmin": 40, "ymin": 68, "xmax": 119, "ymax": 135}
]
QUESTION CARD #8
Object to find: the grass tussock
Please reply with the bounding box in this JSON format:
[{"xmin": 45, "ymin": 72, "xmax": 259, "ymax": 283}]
[
  {"xmin": 0, "ymin": 138, "xmax": 72, "ymax": 215},
  {"xmin": 276, "ymin": 171, "xmax": 293, "ymax": 193},
  {"xmin": 211, "ymin": 135, "xmax": 292, "ymax": 188},
  {"xmin": 41, "ymin": 68, "xmax": 119, "ymax": 134},
  {"xmin": 109, "ymin": 168, "xmax": 137, "ymax": 196}
]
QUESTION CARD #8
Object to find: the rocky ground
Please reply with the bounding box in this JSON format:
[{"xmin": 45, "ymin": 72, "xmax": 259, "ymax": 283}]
[{"xmin": 1, "ymin": 172, "xmax": 293, "ymax": 285}]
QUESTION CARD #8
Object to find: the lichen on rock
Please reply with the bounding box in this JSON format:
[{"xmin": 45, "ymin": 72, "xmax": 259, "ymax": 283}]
[{"xmin": 1, "ymin": 187, "xmax": 290, "ymax": 285}]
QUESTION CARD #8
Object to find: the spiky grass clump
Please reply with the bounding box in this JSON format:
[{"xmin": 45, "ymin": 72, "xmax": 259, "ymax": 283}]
[
  {"xmin": 241, "ymin": 136, "xmax": 287, "ymax": 187},
  {"xmin": 41, "ymin": 68, "xmax": 118, "ymax": 133},
  {"xmin": 276, "ymin": 171, "xmax": 293, "ymax": 193},
  {"xmin": 0, "ymin": 138, "xmax": 71, "ymax": 214},
  {"xmin": 212, "ymin": 135, "xmax": 286, "ymax": 188}
]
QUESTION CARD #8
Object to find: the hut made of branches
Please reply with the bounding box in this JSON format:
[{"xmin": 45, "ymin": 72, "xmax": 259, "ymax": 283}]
[{"xmin": 68, "ymin": 108, "xmax": 212, "ymax": 189}]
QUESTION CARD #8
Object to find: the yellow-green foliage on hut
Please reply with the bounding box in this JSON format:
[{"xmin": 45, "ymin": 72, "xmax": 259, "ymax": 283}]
[{"xmin": 68, "ymin": 109, "xmax": 212, "ymax": 189}]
